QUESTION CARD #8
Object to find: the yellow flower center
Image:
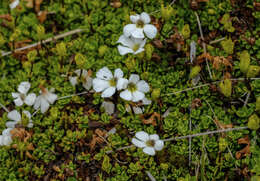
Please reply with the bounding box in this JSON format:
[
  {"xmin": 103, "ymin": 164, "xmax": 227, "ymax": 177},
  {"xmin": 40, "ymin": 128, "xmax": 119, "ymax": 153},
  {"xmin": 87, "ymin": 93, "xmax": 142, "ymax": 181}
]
[
  {"xmin": 132, "ymin": 44, "xmax": 140, "ymax": 52},
  {"xmin": 128, "ymin": 82, "xmax": 137, "ymax": 92},
  {"xmin": 136, "ymin": 20, "xmax": 144, "ymax": 28},
  {"xmin": 109, "ymin": 78, "xmax": 117, "ymax": 87},
  {"xmin": 146, "ymin": 140, "xmax": 155, "ymax": 147}
]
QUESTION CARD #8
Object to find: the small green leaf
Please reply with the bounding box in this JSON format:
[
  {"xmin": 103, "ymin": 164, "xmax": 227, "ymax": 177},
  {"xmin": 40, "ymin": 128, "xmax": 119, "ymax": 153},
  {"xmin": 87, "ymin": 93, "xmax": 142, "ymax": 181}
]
[{"xmin": 181, "ymin": 24, "xmax": 190, "ymax": 39}]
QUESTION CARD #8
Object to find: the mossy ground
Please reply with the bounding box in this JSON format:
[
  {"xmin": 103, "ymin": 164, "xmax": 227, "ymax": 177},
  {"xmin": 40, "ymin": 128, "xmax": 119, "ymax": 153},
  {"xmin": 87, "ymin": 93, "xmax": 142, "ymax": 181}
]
[{"xmin": 0, "ymin": 0, "xmax": 260, "ymax": 180}]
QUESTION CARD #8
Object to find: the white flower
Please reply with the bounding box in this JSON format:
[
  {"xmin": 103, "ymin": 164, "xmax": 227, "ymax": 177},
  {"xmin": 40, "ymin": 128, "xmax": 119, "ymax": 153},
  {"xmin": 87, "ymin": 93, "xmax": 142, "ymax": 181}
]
[
  {"xmin": 123, "ymin": 12, "xmax": 157, "ymax": 39},
  {"xmin": 120, "ymin": 74, "xmax": 149, "ymax": 102},
  {"xmin": 10, "ymin": 0, "xmax": 19, "ymax": 9},
  {"xmin": 190, "ymin": 41, "xmax": 196, "ymax": 63},
  {"xmin": 93, "ymin": 67, "xmax": 128, "ymax": 98},
  {"xmin": 12, "ymin": 82, "xmax": 36, "ymax": 107},
  {"xmin": 117, "ymin": 35, "xmax": 146, "ymax": 55},
  {"xmin": 34, "ymin": 86, "xmax": 58, "ymax": 113},
  {"xmin": 132, "ymin": 131, "xmax": 164, "ymax": 156},
  {"xmin": 0, "ymin": 128, "xmax": 13, "ymax": 146},
  {"xmin": 6, "ymin": 110, "xmax": 33, "ymax": 128},
  {"xmin": 69, "ymin": 69, "xmax": 93, "ymax": 90}
]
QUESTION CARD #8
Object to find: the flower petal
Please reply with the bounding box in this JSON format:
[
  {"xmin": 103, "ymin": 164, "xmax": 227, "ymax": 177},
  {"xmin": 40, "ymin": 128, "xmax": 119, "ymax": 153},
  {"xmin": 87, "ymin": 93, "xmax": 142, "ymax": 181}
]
[
  {"xmin": 144, "ymin": 24, "xmax": 157, "ymax": 39},
  {"xmin": 0, "ymin": 135, "xmax": 3, "ymax": 145},
  {"xmin": 142, "ymin": 97, "xmax": 152, "ymax": 105},
  {"xmin": 22, "ymin": 110, "xmax": 31, "ymax": 119},
  {"xmin": 96, "ymin": 67, "xmax": 113, "ymax": 80},
  {"xmin": 140, "ymin": 12, "xmax": 151, "ymax": 24},
  {"xmin": 40, "ymin": 98, "xmax": 50, "ymax": 113},
  {"xmin": 81, "ymin": 69, "xmax": 89, "ymax": 78},
  {"xmin": 116, "ymin": 78, "xmax": 128, "ymax": 90},
  {"xmin": 120, "ymin": 90, "xmax": 132, "ymax": 101},
  {"xmin": 7, "ymin": 110, "xmax": 21, "ymax": 122},
  {"xmin": 2, "ymin": 128, "xmax": 13, "ymax": 136},
  {"xmin": 74, "ymin": 69, "xmax": 82, "ymax": 76},
  {"xmin": 5, "ymin": 121, "xmax": 17, "ymax": 128},
  {"xmin": 82, "ymin": 77, "xmax": 93, "ymax": 90},
  {"xmin": 117, "ymin": 35, "xmax": 134, "ymax": 47},
  {"xmin": 143, "ymin": 147, "xmax": 156, "ymax": 156},
  {"xmin": 45, "ymin": 92, "xmax": 57, "ymax": 104},
  {"xmin": 117, "ymin": 45, "xmax": 134, "ymax": 55},
  {"xmin": 10, "ymin": 0, "xmax": 19, "ymax": 9},
  {"xmin": 132, "ymin": 138, "xmax": 146, "ymax": 148},
  {"xmin": 130, "ymin": 14, "xmax": 140, "ymax": 23},
  {"xmin": 14, "ymin": 97, "xmax": 24, "ymax": 107},
  {"xmin": 93, "ymin": 78, "xmax": 110, "ymax": 92},
  {"xmin": 18, "ymin": 81, "xmax": 31, "ymax": 94},
  {"xmin": 12, "ymin": 93, "xmax": 19, "ymax": 98},
  {"xmin": 101, "ymin": 87, "xmax": 116, "ymax": 98},
  {"xmin": 132, "ymin": 91, "xmax": 145, "ymax": 102},
  {"xmin": 137, "ymin": 80, "xmax": 150, "ymax": 93},
  {"xmin": 2, "ymin": 136, "xmax": 12, "ymax": 145},
  {"xmin": 69, "ymin": 76, "xmax": 78, "ymax": 86},
  {"xmin": 123, "ymin": 24, "xmax": 137, "ymax": 37},
  {"xmin": 133, "ymin": 106, "xmax": 143, "ymax": 114},
  {"xmin": 114, "ymin": 68, "xmax": 124, "ymax": 79},
  {"xmin": 135, "ymin": 131, "xmax": 149, "ymax": 142},
  {"xmin": 129, "ymin": 74, "xmax": 140, "ymax": 84},
  {"xmin": 132, "ymin": 28, "xmax": 145, "ymax": 39},
  {"xmin": 149, "ymin": 134, "xmax": 159, "ymax": 141},
  {"xmin": 154, "ymin": 140, "xmax": 164, "ymax": 151},
  {"xmin": 24, "ymin": 93, "xmax": 36, "ymax": 106},
  {"xmin": 33, "ymin": 96, "xmax": 41, "ymax": 110},
  {"xmin": 101, "ymin": 101, "xmax": 115, "ymax": 115}
]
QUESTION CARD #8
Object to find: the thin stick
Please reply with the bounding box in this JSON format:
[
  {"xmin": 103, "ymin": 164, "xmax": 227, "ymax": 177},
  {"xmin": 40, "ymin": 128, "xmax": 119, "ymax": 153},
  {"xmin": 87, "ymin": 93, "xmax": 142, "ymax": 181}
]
[
  {"xmin": 162, "ymin": 127, "xmax": 248, "ymax": 142},
  {"xmin": 163, "ymin": 77, "xmax": 260, "ymax": 96},
  {"xmin": 209, "ymin": 37, "xmax": 226, "ymax": 44},
  {"xmin": 58, "ymin": 91, "xmax": 88, "ymax": 100},
  {"xmin": 0, "ymin": 102, "xmax": 9, "ymax": 112},
  {"xmin": 243, "ymin": 92, "xmax": 250, "ymax": 107},
  {"xmin": 106, "ymin": 145, "xmax": 135, "ymax": 154},
  {"xmin": 194, "ymin": 12, "xmax": 213, "ymax": 80},
  {"xmin": 105, "ymin": 127, "xmax": 248, "ymax": 154},
  {"xmin": 189, "ymin": 99, "xmax": 192, "ymax": 166},
  {"xmin": 1, "ymin": 29, "xmax": 85, "ymax": 57},
  {"xmin": 170, "ymin": 0, "xmax": 177, "ymax": 6},
  {"xmin": 146, "ymin": 171, "xmax": 156, "ymax": 181}
]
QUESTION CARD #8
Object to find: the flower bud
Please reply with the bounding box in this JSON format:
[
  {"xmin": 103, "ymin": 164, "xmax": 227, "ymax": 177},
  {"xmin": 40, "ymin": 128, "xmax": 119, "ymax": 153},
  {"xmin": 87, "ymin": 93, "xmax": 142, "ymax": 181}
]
[
  {"xmin": 248, "ymin": 114, "xmax": 260, "ymax": 130},
  {"xmin": 189, "ymin": 65, "xmax": 201, "ymax": 79},
  {"xmin": 75, "ymin": 53, "xmax": 85, "ymax": 66},
  {"xmin": 161, "ymin": 4, "xmax": 174, "ymax": 21},
  {"xmin": 56, "ymin": 42, "xmax": 67, "ymax": 57},
  {"xmin": 98, "ymin": 45, "xmax": 108, "ymax": 57},
  {"xmin": 246, "ymin": 65, "xmax": 260, "ymax": 78},
  {"xmin": 145, "ymin": 43, "xmax": 154, "ymax": 60},
  {"xmin": 152, "ymin": 88, "xmax": 161, "ymax": 100},
  {"xmin": 181, "ymin": 24, "xmax": 190, "ymax": 39}
]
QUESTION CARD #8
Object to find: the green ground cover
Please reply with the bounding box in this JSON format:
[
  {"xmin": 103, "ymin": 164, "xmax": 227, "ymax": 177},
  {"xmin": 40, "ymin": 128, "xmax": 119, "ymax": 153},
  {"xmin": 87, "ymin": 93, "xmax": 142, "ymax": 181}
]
[{"xmin": 0, "ymin": 0, "xmax": 260, "ymax": 180}]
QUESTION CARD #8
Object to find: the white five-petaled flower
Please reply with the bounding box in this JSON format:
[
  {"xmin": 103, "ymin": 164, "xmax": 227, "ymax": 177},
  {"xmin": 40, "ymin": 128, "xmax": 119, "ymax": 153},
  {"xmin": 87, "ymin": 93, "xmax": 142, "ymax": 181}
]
[
  {"xmin": 69, "ymin": 69, "xmax": 93, "ymax": 90},
  {"xmin": 120, "ymin": 74, "xmax": 149, "ymax": 102},
  {"xmin": 132, "ymin": 131, "xmax": 164, "ymax": 156},
  {"xmin": 124, "ymin": 12, "xmax": 157, "ymax": 39},
  {"xmin": 12, "ymin": 82, "xmax": 36, "ymax": 107},
  {"xmin": 34, "ymin": 86, "xmax": 58, "ymax": 113},
  {"xmin": 6, "ymin": 110, "xmax": 33, "ymax": 128},
  {"xmin": 0, "ymin": 128, "xmax": 13, "ymax": 146},
  {"xmin": 93, "ymin": 67, "xmax": 128, "ymax": 98},
  {"xmin": 117, "ymin": 35, "xmax": 146, "ymax": 55},
  {"xmin": 10, "ymin": 0, "xmax": 19, "ymax": 9}
]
